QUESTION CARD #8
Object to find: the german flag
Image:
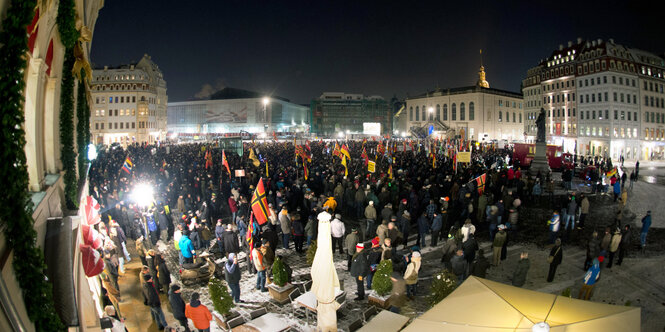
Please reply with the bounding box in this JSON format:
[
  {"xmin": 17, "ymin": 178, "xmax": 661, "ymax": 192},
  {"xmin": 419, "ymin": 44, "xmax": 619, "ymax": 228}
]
[
  {"xmin": 388, "ymin": 164, "xmax": 393, "ymax": 180},
  {"xmin": 205, "ymin": 149, "xmax": 213, "ymax": 169},
  {"xmin": 303, "ymin": 162, "xmax": 309, "ymax": 180},
  {"xmin": 251, "ymin": 179, "xmax": 269, "ymax": 225},
  {"xmin": 222, "ymin": 150, "xmax": 231, "ymax": 178},
  {"xmin": 340, "ymin": 144, "xmax": 351, "ymax": 160},
  {"xmin": 476, "ymin": 173, "xmax": 487, "ymax": 194}
]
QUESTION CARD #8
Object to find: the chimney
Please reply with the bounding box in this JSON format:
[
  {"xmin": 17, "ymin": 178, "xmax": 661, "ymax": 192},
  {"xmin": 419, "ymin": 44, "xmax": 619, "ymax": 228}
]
[
  {"xmin": 597, "ymin": 39, "xmax": 602, "ymax": 44},
  {"xmin": 559, "ymin": 44, "xmax": 564, "ymax": 51},
  {"xmin": 577, "ymin": 37, "xmax": 583, "ymax": 44},
  {"xmin": 568, "ymin": 41, "xmax": 573, "ymax": 47},
  {"xmin": 609, "ymin": 38, "xmax": 614, "ymax": 44},
  {"xmin": 104, "ymin": 66, "xmax": 108, "ymax": 71},
  {"xmin": 591, "ymin": 40, "xmax": 596, "ymax": 47}
]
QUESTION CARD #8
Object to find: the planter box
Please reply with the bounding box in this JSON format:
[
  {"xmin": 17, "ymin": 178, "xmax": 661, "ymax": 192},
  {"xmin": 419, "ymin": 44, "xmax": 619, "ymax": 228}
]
[
  {"xmin": 214, "ymin": 311, "xmax": 241, "ymax": 331},
  {"xmin": 267, "ymin": 283, "xmax": 295, "ymax": 304},
  {"xmin": 367, "ymin": 290, "xmax": 390, "ymax": 309}
]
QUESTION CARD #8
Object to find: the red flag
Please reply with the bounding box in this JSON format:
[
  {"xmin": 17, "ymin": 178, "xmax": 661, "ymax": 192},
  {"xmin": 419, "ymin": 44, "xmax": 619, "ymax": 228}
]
[
  {"xmin": 340, "ymin": 144, "xmax": 351, "ymax": 160},
  {"xmin": 251, "ymin": 179, "xmax": 269, "ymax": 225},
  {"xmin": 205, "ymin": 149, "xmax": 213, "ymax": 169},
  {"xmin": 80, "ymin": 244, "xmax": 104, "ymax": 277},
  {"xmin": 303, "ymin": 162, "xmax": 309, "ymax": 180},
  {"xmin": 388, "ymin": 164, "xmax": 393, "ymax": 180},
  {"xmin": 222, "ymin": 150, "xmax": 231, "ymax": 178},
  {"xmin": 476, "ymin": 173, "xmax": 487, "ymax": 194},
  {"xmin": 361, "ymin": 147, "xmax": 369, "ymax": 166}
]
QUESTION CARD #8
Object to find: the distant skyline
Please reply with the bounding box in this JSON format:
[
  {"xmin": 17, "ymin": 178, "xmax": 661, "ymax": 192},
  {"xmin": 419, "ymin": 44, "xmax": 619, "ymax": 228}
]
[{"xmin": 90, "ymin": 0, "xmax": 665, "ymax": 104}]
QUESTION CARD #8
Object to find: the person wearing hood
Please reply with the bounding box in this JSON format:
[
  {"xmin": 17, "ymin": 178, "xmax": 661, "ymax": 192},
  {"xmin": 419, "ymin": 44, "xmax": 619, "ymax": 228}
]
[
  {"xmin": 440, "ymin": 231, "xmax": 458, "ymax": 270},
  {"xmin": 185, "ymin": 292, "xmax": 212, "ymax": 332},
  {"xmin": 168, "ymin": 284, "xmax": 191, "ymax": 332},
  {"xmin": 179, "ymin": 230, "xmax": 196, "ymax": 264},
  {"xmin": 578, "ymin": 257, "xmax": 600, "ymax": 300},
  {"xmin": 404, "ymin": 251, "xmax": 421, "ymax": 299},
  {"xmin": 225, "ymin": 253, "xmax": 242, "ymax": 303}
]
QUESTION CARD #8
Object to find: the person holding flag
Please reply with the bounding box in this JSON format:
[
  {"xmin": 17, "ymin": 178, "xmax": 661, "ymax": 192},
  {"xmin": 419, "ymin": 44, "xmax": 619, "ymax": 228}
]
[
  {"xmin": 340, "ymin": 144, "xmax": 351, "ymax": 160},
  {"xmin": 121, "ymin": 157, "xmax": 133, "ymax": 174},
  {"xmin": 222, "ymin": 150, "xmax": 231, "ymax": 178}
]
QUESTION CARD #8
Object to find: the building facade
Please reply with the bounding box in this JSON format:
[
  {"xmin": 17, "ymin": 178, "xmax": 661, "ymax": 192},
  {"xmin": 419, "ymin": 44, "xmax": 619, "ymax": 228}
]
[
  {"xmin": 167, "ymin": 88, "xmax": 309, "ymax": 137},
  {"xmin": 403, "ymin": 67, "xmax": 524, "ymax": 142},
  {"xmin": 522, "ymin": 65, "xmax": 543, "ymax": 141},
  {"xmin": 526, "ymin": 38, "xmax": 665, "ymax": 160},
  {"xmin": 310, "ymin": 92, "xmax": 392, "ymax": 136},
  {"xmin": 90, "ymin": 54, "xmax": 168, "ymax": 145}
]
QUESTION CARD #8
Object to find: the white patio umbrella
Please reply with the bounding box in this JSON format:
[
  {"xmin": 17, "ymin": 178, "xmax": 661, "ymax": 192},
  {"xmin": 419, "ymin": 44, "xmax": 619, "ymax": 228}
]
[{"xmin": 310, "ymin": 211, "xmax": 340, "ymax": 332}]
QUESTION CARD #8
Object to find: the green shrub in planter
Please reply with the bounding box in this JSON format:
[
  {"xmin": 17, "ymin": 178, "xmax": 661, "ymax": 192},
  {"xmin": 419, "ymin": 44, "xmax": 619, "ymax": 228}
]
[
  {"xmin": 372, "ymin": 259, "xmax": 393, "ymax": 296},
  {"xmin": 272, "ymin": 257, "xmax": 288, "ymax": 287},
  {"xmin": 306, "ymin": 240, "xmax": 317, "ymax": 266},
  {"xmin": 427, "ymin": 269, "xmax": 458, "ymax": 307},
  {"xmin": 208, "ymin": 277, "xmax": 234, "ymax": 316}
]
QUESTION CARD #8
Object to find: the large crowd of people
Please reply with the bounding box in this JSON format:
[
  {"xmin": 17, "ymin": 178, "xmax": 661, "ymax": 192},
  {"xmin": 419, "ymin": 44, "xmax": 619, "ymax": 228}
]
[{"xmin": 88, "ymin": 139, "xmax": 652, "ymax": 331}]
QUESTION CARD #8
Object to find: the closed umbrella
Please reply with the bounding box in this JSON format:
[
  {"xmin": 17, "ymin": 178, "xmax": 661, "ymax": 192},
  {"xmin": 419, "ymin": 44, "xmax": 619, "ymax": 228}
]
[{"xmin": 310, "ymin": 211, "xmax": 340, "ymax": 332}]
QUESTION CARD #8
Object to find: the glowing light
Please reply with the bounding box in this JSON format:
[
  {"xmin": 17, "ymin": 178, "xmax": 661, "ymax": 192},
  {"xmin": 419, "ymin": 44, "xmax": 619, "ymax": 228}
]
[
  {"xmin": 532, "ymin": 322, "xmax": 550, "ymax": 332},
  {"xmin": 132, "ymin": 183, "xmax": 154, "ymax": 207},
  {"xmin": 263, "ymin": 97, "xmax": 270, "ymax": 106},
  {"xmin": 338, "ymin": 132, "xmax": 344, "ymax": 138},
  {"xmin": 87, "ymin": 144, "xmax": 97, "ymax": 161}
]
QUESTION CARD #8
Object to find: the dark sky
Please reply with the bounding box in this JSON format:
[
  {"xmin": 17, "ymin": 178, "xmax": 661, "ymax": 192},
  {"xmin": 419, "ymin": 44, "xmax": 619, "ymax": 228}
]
[{"xmin": 90, "ymin": 0, "xmax": 665, "ymax": 105}]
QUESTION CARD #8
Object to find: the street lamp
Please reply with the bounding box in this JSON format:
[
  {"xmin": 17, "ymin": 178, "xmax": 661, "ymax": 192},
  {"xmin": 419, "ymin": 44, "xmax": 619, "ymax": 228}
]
[
  {"xmin": 428, "ymin": 107, "xmax": 433, "ymax": 120},
  {"xmin": 262, "ymin": 97, "xmax": 270, "ymax": 132},
  {"xmin": 132, "ymin": 183, "xmax": 154, "ymax": 208}
]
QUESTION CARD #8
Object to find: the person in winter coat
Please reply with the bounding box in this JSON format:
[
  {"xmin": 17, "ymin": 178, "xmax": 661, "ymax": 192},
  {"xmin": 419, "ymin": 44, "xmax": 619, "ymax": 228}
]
[
  {"xmin": 584, "ymin": 231, "xmax": 601, "ymax": 271},
  {"xmin": 185, "ymin": 292, "xmax": 212, "ymax": 332},
  {"xmin": 376, "ymin": 220, "xmax": 390, "ymax": 248},
  {"xmin": 461, "ymin": 219, "xmax": 476, "ymax": 243},
  {"xmin": 404, "ymin": 251, "xmax": 422, "ymax": 299},
  {"xmin": 430, "ymin": 212, "xmax": 443, "ymax": 247},
  {"xmin": 291, "ymin": 211, "xmax": 306, "ymax": 253},
  {"xmin": 512, "ymin": 251, "xmax": 530, "ymax": 287},
  {"xmin": 364, "ymin": 201, "xmax": 377, "ymax": 236},
  {"xmin": 440, "ymin": 231, "xmax": 458, "ymax": 270},
  {"xmin": 252, "ymin": 244, "xmax": 268, "ymax": 292},
  {"xmin": 492, "ymin": 225, "xmax": 507, "ymax": 266},
  {"xmin": 279, "ymin": 206, "xmax": 291, "ymax": 249},
  {"xmin": 215, "ymin": 219, "xmax": 225, "ymax": 246},
  {"xmin": 450, "ymin": 250, "xmax": 468, "ymax": 284},
  {"xmin": 387, "ymin": 221, "xmax": 403, "ymax": 250},
  {"xmin": 225, "ymin": 253, "xmax": 242, "ymax": 303},
  {"xmin": 471, "ymin": 249, "xmax": 490, "ymax": 278},
  {"xmin": 547, "ymin": 238, "xmax": 563, "ymax": 282},
  {"xmin": 350, "ymin": 243, "xmax": 369, "ymax": 300},
  {"xmin": 142, "ymin": 274, "xmax": 168, "ymax": 330},
  {"xmin": 417, "ymin": 213, "xmax": 429, "ymax": 248},
  {"xmin": 388, "ymin": 272, "xmax": 407, "ymax": 313},
  {"xmin": 221, "ymin": 224, "xmax": 239, "ymax": 256},
  {"xmin": 578, "ymin": 258, "xmax": 600, "ymax": 300},
  {"xmin": 179, "ymin": 231, "xmax": 196, "ymax": 264},
  {"xmin": 331, "ymin": 214, "xmax": 346, "ymax": 255},
  {"xmin": 154, "ymin": 253, "xmax": 171, "ymax": 293},
  {"xmin": 548, "ymin": 211, "xmax": 560, "ymax": 244},
  {"xmin": 617, "ymin": 224, "xmax": 631, "ymax": 266},
  {"xmin": 462, "ymin": 233, "xmax": 479, "ymax": 267},
  {"xmin": 640, "ymin": 211, "xmax": 652, "ymax": 249},
  {"xmin": 345, "ymin": 228, "xmax": 360, "ymax": 270},
  {"xmin": 381, "ymin": 203, "xmax": 393, "ymax": 224},
  {"xmin": 228, "ymin": 196, "xmax": 238, "ymax": 224},
  {"xmin": 366, "ymin": 238, "xmax": 382, "ymax": 289},
  {"xmin": 304, "ymin": 215, "xmax": 317, "ymax": 246},
  {"xmin": 606, "ymin": 228, "xmax": 622, "ymax": 268},
  {"xmin": 168, "ymin": 284, "xmax": 191, "ymax": 332},
  {"xmin": 600, "ymin": 227, "xmax": 612, "ymax": 258},
  {"xmin": 579, "ymin": 194, "xmax": 589, "ymax": 229},
  {"xmin": 135, "ymin": 235, "xmax": 148, "ymax": 267},
  {"xmin": 399, "ymin": 211, "xmax": 411, "ymax": 249}
]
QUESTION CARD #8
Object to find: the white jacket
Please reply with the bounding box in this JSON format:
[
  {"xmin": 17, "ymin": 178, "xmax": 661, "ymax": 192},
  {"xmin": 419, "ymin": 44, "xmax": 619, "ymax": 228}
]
[{"xmin": 331, "ymin": 218, "xmax": 345, "ymax": 238}]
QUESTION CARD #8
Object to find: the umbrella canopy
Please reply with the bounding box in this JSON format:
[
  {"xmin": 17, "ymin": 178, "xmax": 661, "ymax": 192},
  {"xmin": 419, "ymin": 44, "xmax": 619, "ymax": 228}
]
[
  {"xmin": 310, "ymin": 211, "xmax": 340, "ymax": 332},
  {"xmin": 403, "ymin": 276, "xmax": 640, "ymax": 332}
]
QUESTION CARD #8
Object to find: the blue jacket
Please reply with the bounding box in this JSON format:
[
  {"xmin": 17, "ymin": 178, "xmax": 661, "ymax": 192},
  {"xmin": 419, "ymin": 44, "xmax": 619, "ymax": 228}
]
[
  {"xmin": 641, "ymin": 215, "xmax": 652, "ymax": 233},
  {"xmin": 179, "ymin": 235, "xmax": 195, "ymax": 258},
  {"xmin": 431, "ymin": 214, "xmax": 443, "ymax": 232},
  {"xmin": 417, "ymin": 215, "xmax": 429, "ymax": 233},
  {"xmin": 613, "ymin": 181, "xmax": 621, "ymax": 194},
  {"xmin": 584, "ymin": 261, "xmax": 600, "ymax": 286}
]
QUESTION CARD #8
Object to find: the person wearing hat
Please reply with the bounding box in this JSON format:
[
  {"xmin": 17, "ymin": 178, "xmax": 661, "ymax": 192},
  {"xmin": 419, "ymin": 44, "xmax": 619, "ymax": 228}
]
[
  {"xmin": 330, "ymin": 213, "xmax": 346, "ymax": 255},
  {"xmin": 168, "ymin": 284, "xmax": 191, "ymax": 332},
  {"xmin": 142, "ymin": 274, "xmax": 168, "ymax": 330},
  {"xmin": 279, "ymin": 206, "xmax": 291, "ymax": 250},
  {"xmin": 606, "ymin": 227, "xmax": 622, "ymax": 268},
  {"xmin": 225, "ymin": 253, "xmax": 242, "ymax": 303},
  {"xmin": 146, "ymin": 249, "xmax": 159, "ymax": 288},
  {"xmin": 345, "ymin": 228, "xmax": 360, "ymax": 270},
  {"xmin": 399, "ymin": 210, "xmax": 411, "ymax": 249},
  {"xmin": 185, "ymin": 292, "xmax": 213, "ymax": 332},
  {"xmin": 381, "ymin": 203, "xmax": 393, "ymax": 224},
  {"xmin": 640, "ymin": 211, "xmax": 651, "ymax": 250},
  {"xmin": 364, "ymin": 200, "xmax": 377, "ymax": 237},
  {"xmin": 430, "ymin": 211, "xmax": 443, "ymax": 247},
  {"xmin": 492, "ymin": 225, "xmax": 507, "ymax": 266},
  {"xmin": 404, "ymin": 251, "xmax": 421, "ymax": 300},
  {"xmin": 350, "ymin": 243, "xmax": 369, "ymax": 301}
]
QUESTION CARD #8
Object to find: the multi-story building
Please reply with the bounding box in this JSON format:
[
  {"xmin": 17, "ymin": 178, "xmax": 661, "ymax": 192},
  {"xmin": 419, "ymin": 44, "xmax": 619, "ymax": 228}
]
[
  {"xmin": 90, "ymin": 54, "xmax": 168, "ymax": 145},
  {"xmin": 631, "ymin": 48, "xmax": 665, "ymax": 159},
  {"xmin": 310, "ymin": 93, "xmax": 392, "ymax": 136},
  {"xmin": 168, "ymin": 87, "xmax": 309, "ymax": 137},
  {"xmin": 403, "ymin": 66, "xmax": 524, "ymax": 142},
  {"xmin": 576, "ymin": 40, "xmax": 640, "ymax": 159},
  {"xmin": 523, "ymin": 65, "xmax": 543, "ymax": 141},
  {"xmin": 526, "ymin": 38, "xmax": 665, "ymax": 160}
]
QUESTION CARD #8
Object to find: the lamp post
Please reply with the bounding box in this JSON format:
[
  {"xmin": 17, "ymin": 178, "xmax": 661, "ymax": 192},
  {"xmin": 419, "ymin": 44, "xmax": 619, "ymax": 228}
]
[{"xmin": 262, "ymin": 97, "xmax": 269, "ymax": 133}]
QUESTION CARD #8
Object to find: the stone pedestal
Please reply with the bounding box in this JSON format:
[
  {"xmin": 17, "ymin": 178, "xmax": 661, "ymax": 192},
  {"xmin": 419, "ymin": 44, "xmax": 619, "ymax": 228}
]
[{"xmin": 530, "ymin": 142, "xmax": 551, "ymax": 175}]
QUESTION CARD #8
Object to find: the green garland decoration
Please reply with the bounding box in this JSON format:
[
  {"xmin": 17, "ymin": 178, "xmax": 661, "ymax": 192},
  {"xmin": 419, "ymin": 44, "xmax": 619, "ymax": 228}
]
[
  {"xmin": 56, "ymin": 0, "xmax": 78, "ymax": 49},
  {"xmin": 0, "ymin": 0, "xmax": 66, "ymax": 331},
  {"xmin": 371, "ymin": 259, "xmax": 393, "ymax": 296},
  {"xmin": 208, "ymin": 277, "xmax": 234, "ymax": 316},
  {"xmin": 60, "ymin": 50, "xmax": 78, "ymax": 209},
  {"xmin": 76, "ymin": 72, "xmax": 88, "ymax": 180}
]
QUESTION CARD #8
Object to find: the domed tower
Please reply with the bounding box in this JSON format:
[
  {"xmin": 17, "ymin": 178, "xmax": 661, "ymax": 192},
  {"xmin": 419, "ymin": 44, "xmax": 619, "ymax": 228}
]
[{"xmin": 476, "ymin": 49, "xmax": 490, "ymax": 88}]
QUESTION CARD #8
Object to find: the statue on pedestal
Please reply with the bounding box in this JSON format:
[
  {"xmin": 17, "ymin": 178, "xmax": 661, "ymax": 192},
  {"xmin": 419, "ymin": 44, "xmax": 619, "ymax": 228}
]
[{"xmin": 535, "ymin": 108, "xmax": 546, "ymax": 143}]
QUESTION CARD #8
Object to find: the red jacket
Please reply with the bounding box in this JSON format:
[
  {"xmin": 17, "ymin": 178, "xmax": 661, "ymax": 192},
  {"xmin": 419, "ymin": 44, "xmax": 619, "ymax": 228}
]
[
  {"xmin": 228, "ymin": 197, "xmax": 238, "ymax": 213},
  {"xmin": 185, "ymin": 302, "xmax": 212, "ymax": 329}
]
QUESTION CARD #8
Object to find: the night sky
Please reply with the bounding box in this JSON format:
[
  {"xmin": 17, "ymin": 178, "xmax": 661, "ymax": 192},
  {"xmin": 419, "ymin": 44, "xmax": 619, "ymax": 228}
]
[{"xmin": 90, "ymin": 0, "xmax": 665, "ymax": 105}]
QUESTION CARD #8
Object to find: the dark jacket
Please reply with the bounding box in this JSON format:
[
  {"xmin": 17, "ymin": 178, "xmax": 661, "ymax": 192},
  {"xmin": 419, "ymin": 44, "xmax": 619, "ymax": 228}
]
[
  {"xmin": 168, "ymin": 290, "xmax": 187, "ymax": 320},
  {"xmin": 142, "ymin": 280, "xmax": 161, "ymax": 307},
  {"xmin": 431, "ymin": 214, "xmax": 443, "ymax": 232},
  {"xmin": 350, "ymin": 251, "xmax": 369, "ymax": 278},
  {"xmin": 417, "ymin": 215, "xmax": 429, "ymax": 234},
  {"xmin": 512, "ymin": 258, "xmax": 530, "ymax": 287},
  {"xmin": 471, "ymin": 255, "xmax": 490, "ymax": 278},
  {"xmin": 155, "ymin": 256, "xmax": 171, "ymax": 288},
  {"xmin": 222, "ymin": 231, "xmax": 240, "ymax": 254},
  {"xmin": 225, "ymin": 262, "xmax": 241, "ymax": 285},
  {"xmin": 549, "ymin": 245, "xmax": 563, "ymax": 265},
  {"xmin": 450, "ymin": 255, "xmax": 467, "ymax": 276},
  {"xmin": 462, "ymin": 236, "xmax": 479, "ymax": 262}
]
